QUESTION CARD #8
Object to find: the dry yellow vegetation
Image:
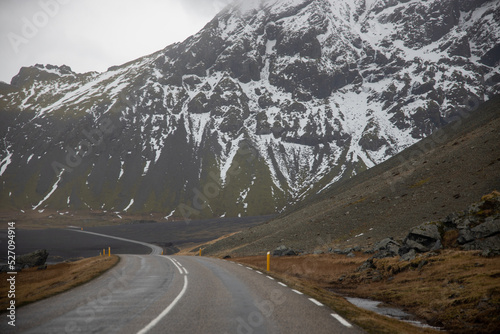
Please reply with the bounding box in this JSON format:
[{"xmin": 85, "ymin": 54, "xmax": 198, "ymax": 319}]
[
  {"xmin": 0, "ymin": 255, "xmax": 119, "ymax": 310},
  {"xmin": 233, "ymin": 250, "xmax": 500, "ymax": 333}
]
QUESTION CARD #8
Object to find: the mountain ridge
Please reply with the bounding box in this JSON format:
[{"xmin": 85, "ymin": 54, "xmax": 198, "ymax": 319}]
[
  {"xmin": 201, "ymin": 96, "xmax": 500, "ymax": 256},
  {"xmin": 1, "ymin": 0, "xmax": 499, "ymax": 222}
]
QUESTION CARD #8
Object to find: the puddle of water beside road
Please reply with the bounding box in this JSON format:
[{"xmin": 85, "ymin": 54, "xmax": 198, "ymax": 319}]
[{"xmin": 345, "ymin": 296, "xmax": 443, "ymax": 331}]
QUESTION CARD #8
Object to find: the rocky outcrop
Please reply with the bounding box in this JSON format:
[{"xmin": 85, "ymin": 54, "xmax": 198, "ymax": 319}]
[
  {"xmin": 272, "ymin": 245, "xmax": 298, "ymax": 257},
  {"xmin": 369, "ymin": 238, "xmax": 401, "ymax": 259},
  {"xmin": 400, "ymin": 223, "xmax": 442, "ymax": 255},
  {"xmin": 1, "ymin": 249, "xmax": 49, "ymax": 272},
  {"xmin": 17, "ymin": 249, "xmax": 49, "ymax": 268},
  {"xmin": 368, "ymin": 192, "xmax": 500, "ymax": 261}
]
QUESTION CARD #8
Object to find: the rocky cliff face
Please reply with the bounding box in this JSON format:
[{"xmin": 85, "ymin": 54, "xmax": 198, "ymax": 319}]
[{"xmin": 1, "ymin": 0, "xmax": 499, "ymax": 221}]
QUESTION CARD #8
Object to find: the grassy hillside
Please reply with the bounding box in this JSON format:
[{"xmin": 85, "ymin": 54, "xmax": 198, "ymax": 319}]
[{"xmin": 202, "ymin": 96, "xmax": 500, "ymax": 256}]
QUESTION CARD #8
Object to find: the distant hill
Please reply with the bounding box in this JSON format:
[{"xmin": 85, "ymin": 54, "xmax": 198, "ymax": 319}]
[{"xmin": 202, "ymin": 96, "xmax": 500, "ymax": 256}]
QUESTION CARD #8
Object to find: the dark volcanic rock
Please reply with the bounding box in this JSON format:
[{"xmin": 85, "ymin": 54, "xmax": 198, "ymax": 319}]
[
  {"xmin": 403, "ymin": 223, "xmax": 442, "ymax": 252},
  {"xmin": 17, "ymin": 249, "xmax": 49, "ymax": 269},
  {"xmin": 272, "ymin": 245, "xmax": 297, "ymax": 257},
  {"xmin": 399, "ymin": 192, "xmax": 500, "ymax": 257}
]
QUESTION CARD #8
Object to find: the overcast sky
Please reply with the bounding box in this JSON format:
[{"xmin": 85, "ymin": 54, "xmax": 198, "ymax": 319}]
[{"xmin": 0, "ymin": 0, "xmax": 234, "ymax": 83}]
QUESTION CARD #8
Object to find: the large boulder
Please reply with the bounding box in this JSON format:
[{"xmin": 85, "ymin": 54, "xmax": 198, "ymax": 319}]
[
  {"xmin": 470, "ymin": 218, "xmax": 500, "ymax": 239},
  {"xmin": 402, "ymin": 223, "xmax": 442, "ymax": 253},
  {"xmin": 17, "ymin": 249, "xmax": 49, "ymax": 269},
  {"xmin": 370, "ymin": 237, "xmax": 401, "ymax": 259},
  {"xmin": 272, "ymin": 245, "xmax": 297, "ymax": 257}
]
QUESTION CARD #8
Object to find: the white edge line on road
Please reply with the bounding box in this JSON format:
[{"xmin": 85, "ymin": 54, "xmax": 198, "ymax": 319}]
[
  {"xmin": 255, "ymin": 271, "xmax": 263, "ymax": 274},
  {"xmin": 266, "ymin": 276, "xmax": 274, "ymax": 280},
  {"xmin": 331, "ymin": 313, "xmax": 353, "ymax": 328},
  {"xmin": 137, "ymin": 274, "xmax": 188, "ymax": 334},
  {"xmin": 246, "ymin": 267, "xmax": 253, "ymax": 270},
  {"xmin": 167, "ymin": 257, "xmax": 183, "ymax": 274},
  {"xmin": 237, "ymin": 263, "xmax": 243, "ymax": 266},
  {"xmin": 278, "ymin": 282, "xmax": 287, "ymax": 287},
  {"xmin": 292, "ymin": 289, "xmax": 303, "ymax": 295},
  {"xmin": 182, "ymin": 267, "xmax": 189, "ymax": 275},
  {"xmin": 67, "ymin": 229, "xmax": 163, "ymax": 255},
  {"xmin": 309, "ymin": 298, "xmax": 323, "ymax": 306}
]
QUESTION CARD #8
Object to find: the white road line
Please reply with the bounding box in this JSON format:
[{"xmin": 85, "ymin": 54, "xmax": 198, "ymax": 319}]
[
  {"xmin": 255, "ymin": 271, "xmax": 263, "ymax": 274},
  {"xmin": 237, "ymin": 263, "xmax": 243, "ymax": 266},
  {"xmin": 309, "ymin": 298, "xmax": 323, "ymax": 306},
  {"xmin": 67, "ymin": 229, "xmax": 163, "ymax": 255},
  {"xmin": 266, "ymin": 276, "xmax": 274, "ymax": 280},
  {"xmin": 246, "ymin": 267, "xmax": 253, "ymax": 270},
  {"xmin": 182, "ymin": 267, "xmax": 189, "ymax": 275},
  {"xmin": 137, "ymin": 275, "xmax": 188, "ymax": 334},
  {"xmin": 278, "ymin": 282, "xmax": 287, "ymax": 287},
  {"xmin": 167, "ymin": 257, "xmax": 183, "ymax": 274},
  {"xmin": 331, "ymin": 313, "xmax": 353, "ymax": 328},
  {"xmin": 292, "ymin": 289, "xmax": 303, "ymax": 295}
]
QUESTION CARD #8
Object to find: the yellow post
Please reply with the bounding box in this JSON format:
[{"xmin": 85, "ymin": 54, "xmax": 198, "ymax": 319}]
[
  {"xmin": 199, "ymin": 248, "xmax": 202, "ymax": 256},
  {"xmin": 108, "ymin": 247, "xmax": 111, "ymax": 257},
  {"xmin": 81, "ymin": 228, "xmax": 83, "ymax": 231},
  {"xmin": 103, "ymin": 248, "xmax": 106, "ymax": 256},
  {"xmin": 267, "ymin": 251, "xmax": 270, "ymax": 271}
]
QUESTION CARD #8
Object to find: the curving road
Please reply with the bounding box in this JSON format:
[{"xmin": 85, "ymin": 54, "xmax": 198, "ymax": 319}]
[
  {"xmin": 2, "ymin": 254, "xmax": 366, "ymax": 333},
  {"xmin": 66, "ymin": 228, "xmax": 164, "ymax": 255}
]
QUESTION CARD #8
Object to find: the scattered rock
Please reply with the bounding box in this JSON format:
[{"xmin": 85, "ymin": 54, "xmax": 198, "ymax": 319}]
[
  {"xmin": 368, "ymin": 237, "xmax": 401, "ymax": 259},
  {"xmin": 470, "ymin": 218, "xmax": 500, "ymax": 239},
  {"xmin": 399, "ymin": 192, "xmax": 500, "ymax": 258},
  {"xmin": 357, "ymin": 259, "xmax": 376, "ymax": 272},
  {"xmin": 400, "ymin": 249, "xmax": 416, "ymax": 261},
  {"xmin": 272, "ymin": 245, "xmax": 297, "ymax": 257},
  {"xmin": 373, "ymin": 237, "xmax": 401, "ymax": 254},
  {"xmin": 346, "ymin": 252, "xmax": 356, "ymax": 258}
]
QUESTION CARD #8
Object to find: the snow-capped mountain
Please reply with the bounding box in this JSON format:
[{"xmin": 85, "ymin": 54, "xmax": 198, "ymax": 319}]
[{"xmin": 1, "ymin": 0, "xmax": 499, "ymax": 221}]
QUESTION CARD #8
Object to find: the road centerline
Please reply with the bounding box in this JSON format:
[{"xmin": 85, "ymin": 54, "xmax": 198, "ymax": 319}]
[
  {"xmin": 137, "ymin": 259, "xmax": 188, "ymax": 334},
  {"xmin": 167, "ymin": 256, "xmax": 184, "ymax": 274}
]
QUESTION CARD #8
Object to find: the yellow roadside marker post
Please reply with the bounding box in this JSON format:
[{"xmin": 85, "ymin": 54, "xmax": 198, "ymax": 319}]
[
  {"xmin": 103, "ymin": 248, "xmax": 106, "ymax": 256},
  {"xmin": 199, "ymin": 248, "xmax": 202, "ymax": 257},
  {"xmin": 267, "ymin": 251, "xmax": 270, "ymax": 271},
  {"xmin": 108, "ymin": 247, "xmax": 111, "ymax": 257}
]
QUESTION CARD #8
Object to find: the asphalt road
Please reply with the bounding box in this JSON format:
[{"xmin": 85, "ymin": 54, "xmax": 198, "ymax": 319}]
[
  {"xmin": 67, "ymin": 228, "xmax": 164, "ymax": 255},
  {"xmin": 2, "ymin": 254, "xmax": 366, "ymax": 333}
]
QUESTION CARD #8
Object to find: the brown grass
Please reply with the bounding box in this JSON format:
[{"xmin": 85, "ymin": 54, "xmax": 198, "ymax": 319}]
[
  {"xmin": 231, "ymin": 250, "xmax": 500, "ymax": 333},
  {"xmin": 175, "ymin": 231, "xmax": 242, "ymax": 255},
  {"xmin": 0, "ymin": 255, "xmax": 119, "ymax": 311}
]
